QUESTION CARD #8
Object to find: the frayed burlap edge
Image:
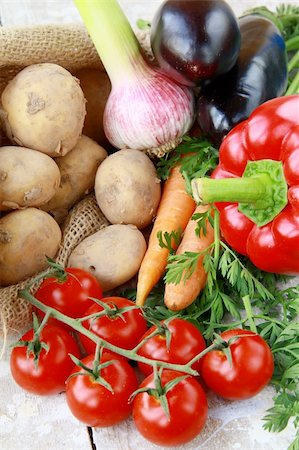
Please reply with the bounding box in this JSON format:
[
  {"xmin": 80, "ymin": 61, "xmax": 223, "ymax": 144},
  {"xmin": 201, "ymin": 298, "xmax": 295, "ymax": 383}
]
[{"xmin": 0, "ymin": 24, "xmax": 153, "ymax": 94}]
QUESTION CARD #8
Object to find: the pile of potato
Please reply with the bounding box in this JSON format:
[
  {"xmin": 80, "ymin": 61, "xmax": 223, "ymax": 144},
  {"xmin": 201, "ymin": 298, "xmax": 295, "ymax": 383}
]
[{"xmin": 0, "ymin": 62, "xmax": 161, "ymax": 292}]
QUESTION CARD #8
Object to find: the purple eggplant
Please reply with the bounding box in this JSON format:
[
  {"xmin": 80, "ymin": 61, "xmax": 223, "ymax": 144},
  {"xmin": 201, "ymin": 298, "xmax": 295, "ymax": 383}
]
[
  {"xmin": 197, "ymin": 15, "xmax": 288, "ymax": 146},
  {"xmin": 150, "ymin": 0, "xmax": 241, "ymax": 87}
]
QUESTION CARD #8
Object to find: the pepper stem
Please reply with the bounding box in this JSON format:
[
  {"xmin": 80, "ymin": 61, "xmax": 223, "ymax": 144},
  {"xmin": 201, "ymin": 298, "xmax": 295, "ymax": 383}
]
[
  {"xmin": 191, "ymin": 159, "xmax": 288, "ymax": 227},
  {"xmin": 192, "ymin": 175, "xmax": 267, "ymax": 204}
]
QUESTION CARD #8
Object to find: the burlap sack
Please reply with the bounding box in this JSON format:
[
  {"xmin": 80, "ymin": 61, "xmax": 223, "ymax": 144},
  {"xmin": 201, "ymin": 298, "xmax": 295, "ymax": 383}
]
[{"xmin": 0, "ymin": 24, "xmax": 151, "ymax": 337}]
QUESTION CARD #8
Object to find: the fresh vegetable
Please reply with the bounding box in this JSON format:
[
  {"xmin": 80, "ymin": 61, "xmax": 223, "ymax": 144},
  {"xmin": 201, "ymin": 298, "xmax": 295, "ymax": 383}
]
[
  {"xmin": 10, "ymin": 322, "xmax": 80, "ymax": 395},
  {"xmin": 42, "ymin": 135, "xmax": 107, "ymax": 223},
  {"xmin": 1, "ymin": 63, "xmax": 86, "ymax": 156},
  {"xmin": 94, "ymin": 149, "xmax": 161, "ymax": 229},
  {"xmin": 66, "ymin": 351, "xmax": 138, "ymax": 427},
  {"xmin": 73, "ymin": 68, "xmax": 111, "ymax": 147},
  {"xmin": 150, "ymin": 0, "xmax": 241, "ymax": 86},
  {"xmin": 0, "ymin": 208, "xmax": 61, "ymax": 286},
  {"xmin": 192, "ymin": 95, "xmax": 299, "ymax": 275},
  {"xmin": 20, "ymin": 270, "xmax": 201, "ymax": 376},
  {"xmin": 139, "ymin": 136, "xmax": 299, "ymax": 444},
  {"xmin": 197, "ymin": 15, "xmax": 288, "ymax": 145},
  {"xmin": 74, "ymin": 0, "xmax": 195, "ymax": 157},
  {"xmin": 35, "ymin": 267, "xmax": 103, "ymax": 326},
  {"xmin": 80, "ymin": 296, "xmax": 148, "ymax": 354},
  {"xmin": 132, "ymin": 369, "xmax": 208, "ymax": 446},
  {"xmin": 136, "ymin": 164, "xmax": 195, "ymax": 305},
  {"xmin": 0, "ymin": 145, "xmax": 60, "ymax": 210},
  {"xmin": 137, "ymin": 317, "xmax": 206, "ymax": 376},
  {"xmin": 19, "ymin": 262, "xmax": 291, "ymax": 444},
  {"xmin": 201, "ymin": 329, "xmax": 274, "ymax": 400},
  {"xmin": 68, "ymin": 224, "xmax": 147, "ymax": 292},
  {"xmin": 164, "ymin": 204, "xmax": 214, "ymax": 310}
]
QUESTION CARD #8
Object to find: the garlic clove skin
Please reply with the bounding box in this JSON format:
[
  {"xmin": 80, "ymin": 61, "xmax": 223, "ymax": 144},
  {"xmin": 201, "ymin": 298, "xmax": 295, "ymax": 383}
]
[{"xmin": 103, "ymin": 67, "xmax": 195, "ymax": 158}]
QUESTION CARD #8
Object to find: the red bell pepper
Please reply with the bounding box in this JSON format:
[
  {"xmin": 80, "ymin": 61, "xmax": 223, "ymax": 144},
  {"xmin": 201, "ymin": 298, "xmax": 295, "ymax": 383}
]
[{"xmin": 192, "ymin": 95, "xmax": 299, "ymax": 275}]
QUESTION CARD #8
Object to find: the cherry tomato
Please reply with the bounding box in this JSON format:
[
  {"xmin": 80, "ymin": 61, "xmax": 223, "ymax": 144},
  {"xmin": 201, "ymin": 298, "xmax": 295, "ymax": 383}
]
[
  {"xmin": 201, "ymin": 328, "xmax": 274, "ymax": 400},
  {"xmin": 80, "ymin": 296, "xmax": 148, "ymax": 354},
  {"xmin": 10, "ymin": 324, "xmax": 80, "ymax": 395},
  {"xmin": 35, "ymin": 267, "xmax": 103, "ymax": 326},
  {"xmin": 66, "ymin": 352, "xmax": 138, "ymax": 427},
  {"xmin": 137, "ymin": 318, "xmax": 206, "ymax": 376},
  {"xmin": 133, "ymin": 369, "xmax": 208, "ymax": 446}
]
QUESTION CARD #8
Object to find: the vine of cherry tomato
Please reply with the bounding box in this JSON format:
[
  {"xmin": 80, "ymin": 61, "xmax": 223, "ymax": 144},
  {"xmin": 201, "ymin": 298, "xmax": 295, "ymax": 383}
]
[
  {"xmin": 35, "ymin": 267, "xmax": 103, "ymax": 326},
  {"xmin": 10, "ymin": 323, "xmax": 80, "ymax": 395},
  {"xmin": 132, "ymin": 369, "xmax": 208, "ymax": 447},
  {"xmin": 200, "ymin": 328, "xmax": 274, "ymax": 400},
  {"xmin": 137, "ymin": 317, "xmax": 206, "ymax": 375},
  {"xmin": 10, "ymin": 270, "xmax": 275, "ymax": 447},
  {"xmin": 65, "ymin": 352, "xmax": 138, "ymax": 427},
  {"xmin": 80, "ymin": 296, "xmax": 148, "ymax": 353}
]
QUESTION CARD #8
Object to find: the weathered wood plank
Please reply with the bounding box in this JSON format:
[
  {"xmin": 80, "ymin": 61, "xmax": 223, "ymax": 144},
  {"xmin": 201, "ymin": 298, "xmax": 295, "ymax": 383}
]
[
  {"xmin": 92, "ymin": 387, "xmax": 296, "ymax": 450},
  {"xmin": 0, "ymin": 358, "xmax": 92, "ymax": 450}
]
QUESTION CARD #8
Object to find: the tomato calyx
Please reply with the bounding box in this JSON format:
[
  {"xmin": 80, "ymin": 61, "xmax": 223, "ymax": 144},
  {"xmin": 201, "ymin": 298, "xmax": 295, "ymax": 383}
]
[
  {"xmin": 142, "ymin": 315, "xmax": 175, "ymax": 350},
  {"xmin": 130, "ymin": 367, "xmax": 188, "ymax": 419},
  {"xmin": 20, "ymin": 273, "xmax": 231, "ymax": 376},
  {"xmin": 211, "ymin": 329, "xmax": 262, "ymax": 368},
  {"xmin": 68, "ymin": 345, "xmax": 116, "ymax": 393},
  {"xmin": 81, "ymin": 298, "xmax": 142, "ymax": 324},
  {"xmin": 43, "ymin": 257, "xmax": 68, "ymax": 283},
  {"xmin": 13, "ymin": 313, "xmax": 50, "ymax": 369}
]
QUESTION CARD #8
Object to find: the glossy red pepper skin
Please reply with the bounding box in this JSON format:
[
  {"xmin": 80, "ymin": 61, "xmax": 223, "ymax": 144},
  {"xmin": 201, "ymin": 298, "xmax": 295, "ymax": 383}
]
[{"xmin": 212, "ymin": 95, "xmax": 299, "ymax": 275}]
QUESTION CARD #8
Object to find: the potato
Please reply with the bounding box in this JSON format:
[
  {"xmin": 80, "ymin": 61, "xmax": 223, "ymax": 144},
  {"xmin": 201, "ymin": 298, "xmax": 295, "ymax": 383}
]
[
  {"xmin": 1, "ymin": 63, "xmax": 86, "ymax": 157},
  {"xmin": 0, "ymin": 146, "xmax": 60, "ymax": 211},
  {"xmin": 41, "ymin": 135, "xmax": 107, "ymax": 222},
  {"xmin": 0, "ymin": 208, "xmax": 61, "ymax": 286},
  {"xmin": 73, "ymin": 68, "xmax": 111, "ymax": 147},
  {"xmin": 68, "ymin": 224, "xmax": 146, "ymax": 291},
  {"xmin": 95, "ymin": 149, "xmax": 161, "ymax": 229}
]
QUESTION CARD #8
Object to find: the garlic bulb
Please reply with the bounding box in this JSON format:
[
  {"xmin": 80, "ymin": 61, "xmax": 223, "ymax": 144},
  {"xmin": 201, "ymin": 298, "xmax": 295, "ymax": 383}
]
[
  {"xmin": 75, "ymin": 0, "xmax": 195, "ymax": 157},
  {"xmin": 104, "ymin": 68, "xmax": 195, "ymax": 157}
]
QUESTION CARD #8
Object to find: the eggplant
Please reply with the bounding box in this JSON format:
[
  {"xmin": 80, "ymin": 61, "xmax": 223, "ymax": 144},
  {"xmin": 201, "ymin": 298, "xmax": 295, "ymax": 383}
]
[
  {"xmin": 150, "ymin": 0, "xmax": 241, "ymax": 86},
  {"xmin": 197, "ymin": 15, "xmax": 288, "ymax": 146}
]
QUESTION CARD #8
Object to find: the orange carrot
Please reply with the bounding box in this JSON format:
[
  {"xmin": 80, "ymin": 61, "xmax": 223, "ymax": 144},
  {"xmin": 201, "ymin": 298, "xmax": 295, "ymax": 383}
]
[
  {"xmin": 164, "ymin": 204, "xmax": 214, "ymax": 311},
  {"xmin": 135, "ymin": 164, "xmax": 195, "ymax": 306}
]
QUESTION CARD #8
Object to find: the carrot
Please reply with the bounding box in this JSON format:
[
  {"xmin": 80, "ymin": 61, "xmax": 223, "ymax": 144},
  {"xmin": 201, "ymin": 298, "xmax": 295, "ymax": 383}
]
[
  {"xmin": 135, "ymin": 164, "xmax": 195, "ymax": 306},
  {"xmin": 164, "ymin": 204, "xmax": 214, "ymax": 311}
]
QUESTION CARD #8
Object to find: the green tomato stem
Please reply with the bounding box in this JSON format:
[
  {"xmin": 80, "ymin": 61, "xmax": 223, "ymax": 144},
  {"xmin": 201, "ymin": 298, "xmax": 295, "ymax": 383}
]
[
  {"xmin": 19, "ymin": 287, "xmax": 201, "ymax": 376},
  {"xmin": 35, "ymin": 310, "xmax": 52, "ymax": 336}
]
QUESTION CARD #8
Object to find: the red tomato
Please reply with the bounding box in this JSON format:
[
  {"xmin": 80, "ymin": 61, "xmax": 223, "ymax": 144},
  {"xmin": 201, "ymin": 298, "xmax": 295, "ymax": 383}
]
[
  {"xmin": 10, "ymin": 324, "xmax": 80, "ymax": 395},
  {"xmin": 133, "ymin": 369, "xmax": 208, "ymax": 446},
  {"xmin": 80, "ymin": 296, "xmax": 148, "ymax": 353},
  {"xmin": 137, "ymin": 318, "xmax": 206, "ymax": 376},
  {"xmin": 66, "ymin": 353, "xmax": 138, "ymax": 427},
  {"xmin": 201, "ymin": 328, "xmax": 274, "ymax": 400},
  {"xmin": 35, "ymin": 267, "xmax": 103, "ymax": 326}
]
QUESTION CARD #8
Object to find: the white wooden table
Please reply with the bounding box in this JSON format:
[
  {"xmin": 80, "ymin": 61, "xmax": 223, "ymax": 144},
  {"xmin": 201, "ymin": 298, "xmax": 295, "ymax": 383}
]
[{"xmin": 0, "ymin": 1, "xmax": 297, "ymax": 449}]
